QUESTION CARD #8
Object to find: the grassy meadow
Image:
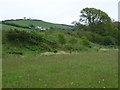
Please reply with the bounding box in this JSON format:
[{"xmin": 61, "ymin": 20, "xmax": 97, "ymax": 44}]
[
  {"xmin": 3, "ymin": 19, "xmax": 72, "ymax": 30},
  {"xmin": 2, "ymin": 50, "xmax": 118, "ymax": 88},
  {"xmin": 1, "ymin": 18, "xmax": 119, "ymax": 88}
]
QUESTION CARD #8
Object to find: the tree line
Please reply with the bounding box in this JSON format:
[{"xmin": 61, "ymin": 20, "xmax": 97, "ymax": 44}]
[{"xmin": 72, "ymin": 7, "xmax": 120, "ymax": 46}]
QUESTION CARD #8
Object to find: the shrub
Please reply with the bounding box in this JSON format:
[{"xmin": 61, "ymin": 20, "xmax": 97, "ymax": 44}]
[
  {"xmin": 41, "ymin": 43, "xmax": 52, "ymax": 51},
  {"xmin": 64, "ymin": 44, "xmax": 88, "ymax": 52},
  {"xmin": 103, "ymin": 36, "xmax": 115, "ymax": 45},
  {"xmin": 81, "ymin": 36, "xmax": 90, "ymax": 47},
  {"xmin": 8, "ymin": 51, "xmax": 23, "ymax": 55},
  {"xmin": 53, "ymin": 49, "xmax": 58, "ymax": 53},
  {"xmin": 64, "ymin": 44, "xmax": 73, "ymax": 51},
  {"xmin": 6, "ymin": 29, "xmax": 30, "ymax": 42},
  {"xmin": 6, "ymin": 29, "xmax": 43, "ymax": 45},
  {"xmin": 69, "ymin": 37, "xmax": 78, "ymax": 45},
  {"xmin": 58, "ymin": 33, "xmax": 66, "ymax": 45}
]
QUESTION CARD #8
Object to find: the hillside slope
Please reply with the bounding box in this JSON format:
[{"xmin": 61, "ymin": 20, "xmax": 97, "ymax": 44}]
[
  {"xmin": 2, "ymin": 19, "xmax": 117, "ymax": 56},
  {"xmin": 2, "ymin": 19, "xmax": 73, "ymax": 30},
  {"xmin": 2, "ymin": 22, "xmax": 90, "ymax": 56}
]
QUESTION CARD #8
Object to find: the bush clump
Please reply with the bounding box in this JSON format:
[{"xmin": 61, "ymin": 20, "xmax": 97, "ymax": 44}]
[
  {"xmin": 58, "ymin": 33, "xmax": 66, "ymax": 45},
  {"xmin": 103, "ymin": 36, "xmax": 115, "ymax": 45},
  {"xmin": 81, "ymin": 36, "xmax": 90, "ymax": 47}
]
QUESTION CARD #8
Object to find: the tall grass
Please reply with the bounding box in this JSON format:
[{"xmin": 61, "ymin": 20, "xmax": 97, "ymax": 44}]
[{"xmin": 2, "ymin": 50, "xmax": 118, "ymax": 88}]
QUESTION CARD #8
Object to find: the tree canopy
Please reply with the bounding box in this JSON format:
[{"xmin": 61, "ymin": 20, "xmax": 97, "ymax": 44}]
[
  {"xmin": 73, "ymin": 7, "xmax": 119, "ymax": 46},
  {"xmin": 79, "ymin": 7, "xmax": 111, "ymax": 25}
]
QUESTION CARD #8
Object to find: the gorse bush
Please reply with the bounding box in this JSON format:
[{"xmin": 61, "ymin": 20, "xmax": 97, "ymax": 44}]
[
  {"xmin": 68, "ymin": 37, "xmax": 78, "ymax": 45},
  {"xmin": 58, "ymin": 33, "xmax": 66, "ymax": 45},
  {"xmin": 103, "ymin": 36, "xmax": 115, "ymax": 45},
  {"xmin": 81, "ymin": 36, "xmax": 90, "ymax": 47},
  {"xmin": 40, "ymin": 43, "xmax": 52, "ymax": 51},
  {"xmin": 53, "ymin": 49, "xmax": 58, "ymax": 53},
  {"xmin": 90, "ymin": 33, "xmax": 104, "ymax": 45},
  {"xmin": 6, "ymin": 29, "xmax": 43, "ymax": 45},
  {"xmin": 6, "ymin": 29, "xmax": 30, "ymax": 42},
  {"xmin": 5, "ymin": 29, "xmax": 51, "ymax": 52},
  {"xmin": 64, "ymin": 43, "xmax": 88, "ymax": 52},
  {"xmin": 4, "ymin": 29, "xmax": 61, "ymax": 53}
]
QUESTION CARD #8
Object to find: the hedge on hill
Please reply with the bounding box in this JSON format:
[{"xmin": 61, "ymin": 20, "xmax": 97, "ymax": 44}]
[{"xmin": 5, "ymin": 29, "xmax": 58, "ymax": 52}]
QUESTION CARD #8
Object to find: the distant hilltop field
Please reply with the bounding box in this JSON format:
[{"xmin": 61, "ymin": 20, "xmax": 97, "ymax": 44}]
[{"xmin": 1, "ymin": 18, "xmax": 73, "ymax": 30}]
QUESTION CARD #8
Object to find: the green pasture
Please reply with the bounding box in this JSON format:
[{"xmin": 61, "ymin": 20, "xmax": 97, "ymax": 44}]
[{"xmin": 2, "ymin": 50, "xmax": 118, "ymax": 88}]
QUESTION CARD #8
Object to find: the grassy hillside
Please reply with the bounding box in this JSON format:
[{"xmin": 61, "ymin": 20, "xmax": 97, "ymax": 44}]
[
  {"xmin": 1, "ymin": 18, "xmax": 93, "ymax": 56},
  {"xmin": 2, "ymin": 19, "xmax": 73, "ymax": 30},
  {"xmin": 1, "ymin": 24, "xmax": 32, "ymax": 31},
  {"xmin": 2, "ymin": 21, "xmax": 117, "ymax": 56},
  {"xmin": 2, "ymin": 28, "xmax": 90, "ymax": 56}
]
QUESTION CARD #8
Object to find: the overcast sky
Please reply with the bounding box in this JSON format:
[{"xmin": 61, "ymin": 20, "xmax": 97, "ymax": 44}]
[{"xmin": 0, "ymin": 0, "xmax": 119, "ymax": 25}]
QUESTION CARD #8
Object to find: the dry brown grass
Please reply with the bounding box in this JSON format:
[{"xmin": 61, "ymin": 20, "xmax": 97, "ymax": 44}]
[{"xmin": 40, "ymin": 51, "xmax": 69, "ymax": 56}]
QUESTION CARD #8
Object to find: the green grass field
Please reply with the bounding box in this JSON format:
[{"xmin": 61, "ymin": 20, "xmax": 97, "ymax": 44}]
[
  {"xmin": 1, "ymin": 24, "xmax": 33, "ymax": 31},
  {"xmin": 4, "ymin": 20, "xmax": 72, "ymax": 29},
  {"xmin": 2, "ymin": 50, "xmax": 118, "ymax": 88}
]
